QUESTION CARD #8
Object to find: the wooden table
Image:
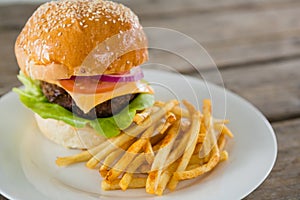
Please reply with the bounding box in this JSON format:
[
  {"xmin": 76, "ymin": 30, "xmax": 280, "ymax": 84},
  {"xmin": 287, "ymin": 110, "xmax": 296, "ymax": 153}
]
[{"xmin": 0, "ymin": 1, "xmax": 299, "ymax": 199}]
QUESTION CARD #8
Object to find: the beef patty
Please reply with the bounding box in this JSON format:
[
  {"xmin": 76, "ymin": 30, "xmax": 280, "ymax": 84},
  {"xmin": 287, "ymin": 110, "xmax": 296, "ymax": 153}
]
[{"xmin": 40, "ymin": 81, "xmax": 136, "ymax": 119}]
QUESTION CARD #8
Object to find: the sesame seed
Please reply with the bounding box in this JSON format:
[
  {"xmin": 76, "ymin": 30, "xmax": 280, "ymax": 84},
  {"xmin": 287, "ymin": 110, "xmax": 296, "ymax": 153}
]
[
  {"xmin": 104, "ymin": 21, "xmax": 108, "ymax": 24},
  {"xmin": 80, "ymin": 68, "xmax": 86, "ymax": 73},
  {"xmin": 58, "ymin": 32, "xmax": 62, "ymax": 36}
]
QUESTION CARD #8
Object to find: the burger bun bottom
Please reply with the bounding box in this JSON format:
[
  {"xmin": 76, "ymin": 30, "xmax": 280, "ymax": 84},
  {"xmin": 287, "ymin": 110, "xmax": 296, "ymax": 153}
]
[{"xmin": 35, "ymin": 114, "xmax": 106, "ymax": 149}]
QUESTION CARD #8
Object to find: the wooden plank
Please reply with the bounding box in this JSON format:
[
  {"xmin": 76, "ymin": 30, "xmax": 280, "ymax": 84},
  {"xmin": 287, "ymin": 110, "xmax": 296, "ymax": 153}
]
[
  {"xmin": 0, "ymin": 4, "xmax": 39, "ymax": 30},
  {"xmin": 141, "ymin": 3, "xmax": 300, "ymax": 71},
  {"xmin": 140, "ymin": 4, "xmax": 300, "ymax": 43},
  {"xmin": 117, "ymin": 0, "xmax": 299, "ymax": 17},
  {"xmin": 192, "ymin": 58, "xmax": 300, "ymax": 122},
  {"xmin": 0, "ymin": 30, "xmax": 20, "ymax": 96},
  {"xmin": 148, "ymin": 30, "xmax": 300, "ymax": 72},
  {"xmin": 244, "ymin": 118, "xmax": 300, "ymax": 200},
  {"xmin": 0, "ymin": 0, "xmax": 297, "ymax": 25},
  {"xmin": 139, "ymin": 2, "xmax": 300, "ymax": 71}
]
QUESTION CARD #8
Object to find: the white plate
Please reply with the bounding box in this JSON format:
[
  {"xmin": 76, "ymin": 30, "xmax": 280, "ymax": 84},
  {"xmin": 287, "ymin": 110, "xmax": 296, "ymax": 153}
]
[{"xmin": 0, "ymin": 69, "xmax": 277, "ymax": 200}]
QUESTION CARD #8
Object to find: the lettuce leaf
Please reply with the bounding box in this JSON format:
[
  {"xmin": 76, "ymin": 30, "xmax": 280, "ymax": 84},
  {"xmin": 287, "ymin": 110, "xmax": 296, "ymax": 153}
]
[{"xmin": 13, "ymin": 72, "xmax": 154, "ymax": 138}]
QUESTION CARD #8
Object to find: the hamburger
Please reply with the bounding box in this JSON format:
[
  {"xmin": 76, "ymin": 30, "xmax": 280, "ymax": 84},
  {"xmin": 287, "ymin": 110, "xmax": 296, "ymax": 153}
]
[{"xmin": 13, "ymin": 0, "xmax": 154, "ymax": 149}]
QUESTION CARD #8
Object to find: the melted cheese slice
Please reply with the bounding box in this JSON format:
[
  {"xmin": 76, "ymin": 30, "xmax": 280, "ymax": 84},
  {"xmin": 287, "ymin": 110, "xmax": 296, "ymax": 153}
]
[{"xmin": 46, "ymin": 80, "xmax": 153, "ymax": 113}]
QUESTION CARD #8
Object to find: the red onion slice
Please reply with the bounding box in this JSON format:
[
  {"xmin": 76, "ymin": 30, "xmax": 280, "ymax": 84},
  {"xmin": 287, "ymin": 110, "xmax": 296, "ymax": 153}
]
[
  {"xmin": 100, "ymin": 66, "xmax": 144, "ymax": 82},
  {"xmin": 66, "ymin": 66, "xmax": 144, "ymax": 82}
]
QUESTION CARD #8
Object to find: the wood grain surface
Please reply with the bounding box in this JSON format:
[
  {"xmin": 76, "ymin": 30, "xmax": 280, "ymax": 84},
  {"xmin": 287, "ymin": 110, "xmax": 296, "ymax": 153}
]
[{"xmin": 0, "ymin": 0, "xmax": 299, "ymax": 199}]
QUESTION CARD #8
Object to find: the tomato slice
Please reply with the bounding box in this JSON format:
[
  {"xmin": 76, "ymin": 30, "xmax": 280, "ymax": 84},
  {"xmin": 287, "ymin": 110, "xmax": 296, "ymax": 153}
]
[{"xmin": 59, "ymin": 77, "xmax": 119, "ymax": 94}]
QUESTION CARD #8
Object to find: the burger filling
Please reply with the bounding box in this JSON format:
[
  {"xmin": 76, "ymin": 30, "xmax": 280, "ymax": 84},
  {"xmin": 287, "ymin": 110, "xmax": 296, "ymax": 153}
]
[
  {"xmin": 13, "ymin": 72, "xmax": 154, "ymax": 138},
  {"xmin": 40, "ymin": 81, "xmax": 136, "ymax": 119}
]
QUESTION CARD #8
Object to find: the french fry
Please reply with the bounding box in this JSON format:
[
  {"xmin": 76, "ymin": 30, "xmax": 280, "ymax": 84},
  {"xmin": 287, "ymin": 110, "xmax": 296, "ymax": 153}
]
[
  {"xmin": 146, "ymin": 170, "xmax": 157, "ymax": 194},
  {"xmin": 188, "ymin": 154, "xmax": 205, "ymax": 166},
  {"xmin": 154, "ymin": 101, "xmax": 165, "ymax": 107},
  {"xmin": 106, "ymin": 123, "xmax": 157, "ymax": 181},
  {"xmin": 99, "ymin": 141, "xmax": 133, "ymax": 177},
  {"xmin": 56, "ymin": 151, "xmax": 92, "ymax": 166},
  {"xmin": 156, "ymin": 160, "xmax": 179, "ymax": 195},
  {"xmin": 119, "ymin": 173, "xmax": 133, "ymax": 191},
  {"xmin": 142, "ymin": 138, "xmax": 166, "ymax": 171},
  {"xmin": 206, "ymin": 126, "xmax": 219, "ymax": 163},
  {"xmin": 172, "ymin": 106, "xmax": 189, "ymax": 118},
  {"xmin": 168, "ymin": 110, "xmax": 201, "ymax": 191},
  {"xmin": 201, "ymin": 133, "xmax": 211, "ymax": 162},
  {"xmin": 156, "ymin": 112, "xmax": 176, "ymax": 134},
  {"xmin": 175, "ymin": 116, "xmax": 220, "ymax": 181},
  {"xmin": 193, "ymin": 142, "xmax": 203, "ymax": 155},
  {"xmin": 102, "ymin": 177, "xmax": 146, "ymax": 190},
  {"xmin": 56, "ymin": 138, "xmax": 113, "ymax": 166},
  {"xmin": 86, "ymin": 134, "xmax": 134, "ymax": 169},
  {"xmin": 144, "ymin": 140, "xmax": 155, "ymax": 164},
  {"xmin": 214, "ymin": 123, "xmax": 234, "ymax": 138},
  {"xmin": 203, "ymin": 99, "xmax": 212, "ymax": 128},
  {"xmin": 214, "ymin": 119, "xmax": 230, "ymax": 124},
  {"xmin": 166, "ymin": 124, "xmax": 193, "ymax": 166},
  {"xmin": 175, "ymin": 100, "xmax": 220, "ymax": 181},
  {"xmin": 133, "ymin": 107, "xmax": 152, "ymax": 125},
  {"xmin": 150, "ymin": 131, "xmax": 167, "ymax": 146},
  {"xmin": 190, "ymin": 136, "xmax": 225, "ymax": 166},
  {"xmin": 125, "ymin": 100, "xmax": 179, "ymax": 137},
  {"xmin": 151, "ymin": 120, "xmax": 181, "ymax": 171},
  {"xmin": 99, "ymin": 149, "xmax": 123, "ymax": 177},
  {"xmin": 166, "ymin": 112, "xmax": 177, "ymax": 123},
  {"xmin": 217, "ymin": 133, "xmax": 226, "ymax": 151},
  {"xmin": 106, "ymin": 138, "xmax": 148, "ymax": 182},
  {"xmin": 180, "ymin": 119, "xmax": 191, "ymax": 132},
  {"xmin": 155, "ymin": 171, "xmax": 172, "ymax": 196},
  {"xmin": 199, "ymin": 99, "xmax": 212, "ymax": 162},
  {"xmin": 162, "ymin": 100, "xmax": 201, "ymax": 167},
  {"xmin": 197, "ymin": 131, "xmax": 206, "ymax": 143},
  {"xmin": 182, "ymin": 100, "xmax": 200, "ymax": 117},
  {"xmin": 220, "ymin": 150, "xmax": 228, "ymax": 161},
  {"xmin": 139, "ymin": 163, "xmax": 151, "ymax": 173},
  {"xmin": 147, "ymin": 120, "xmax": 181, "ymax": 193},
  {"xmin": 119, "ymin": 153, "xmax": 146, "ymax": 190},
  {"xmin": 185, "ymin": 163, "xmax": 200, "ymax": 171},
  {"xmin": 174, "ymin": 146, "xmax": 220, "ymax": 181}
]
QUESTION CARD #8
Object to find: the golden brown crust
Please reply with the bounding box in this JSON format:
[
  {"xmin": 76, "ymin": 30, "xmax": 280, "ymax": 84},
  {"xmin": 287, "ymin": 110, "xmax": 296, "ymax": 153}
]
[{"xmin": 15, "ymin": 0, "xmax": 148, "ymax": 80}]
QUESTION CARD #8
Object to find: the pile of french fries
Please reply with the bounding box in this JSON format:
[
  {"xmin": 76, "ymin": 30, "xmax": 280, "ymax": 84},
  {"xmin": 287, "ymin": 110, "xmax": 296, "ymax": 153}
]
[{"xmin": 56, "ymin": 99, "xmax": 233, "ymax": 195}]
